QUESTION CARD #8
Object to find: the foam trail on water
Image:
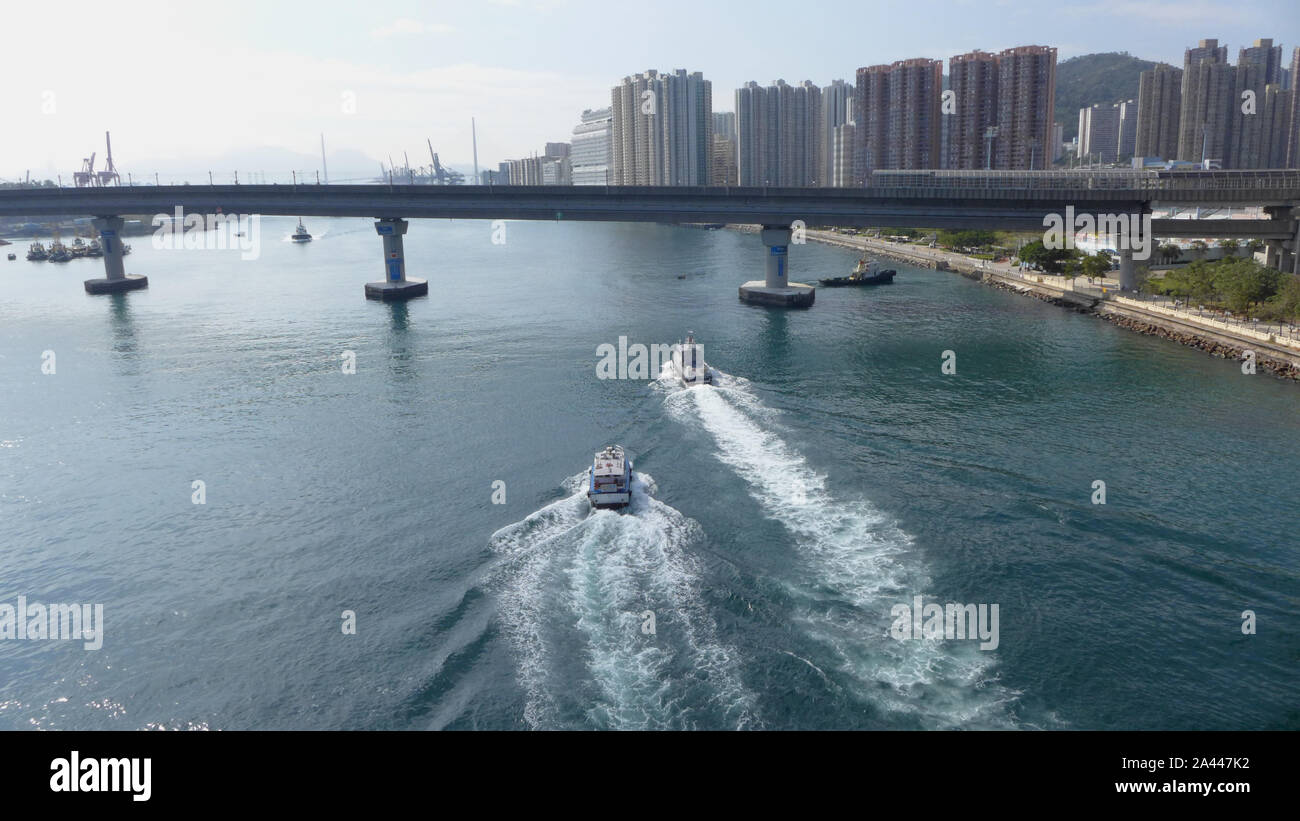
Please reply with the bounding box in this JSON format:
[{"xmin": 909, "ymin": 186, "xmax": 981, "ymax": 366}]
[
  {"xmin": 490, "ymin": 471, "xmax": 757, "ymax": 730},
  {"xmin": 664, "ymin": 372, "xmax": 1019, "ymax": 728}
]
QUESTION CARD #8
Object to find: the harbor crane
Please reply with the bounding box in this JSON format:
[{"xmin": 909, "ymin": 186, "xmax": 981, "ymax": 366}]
[
  {"xmin": 72, "ymin": 132, "xmax": 121, "ymax": 187},
  {"xmin": 427, "ymin": 139, "xmax": 464, "ymax": 185}
]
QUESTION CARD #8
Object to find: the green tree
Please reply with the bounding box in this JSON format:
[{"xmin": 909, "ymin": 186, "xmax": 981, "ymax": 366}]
[
  {"xmin": 1271, "ymin": 274, "xmax": 1300, "ymax": 321},
  {"xmin": 1215, "ymin": 259, "xmax": 1282, "ymax": 313},
  {"xmin": 1081, "ymin": 251, "xmax": 1113, "ymax": 279},
  {"xmin": 1018, "ymin": 240, "xmax": 1076, "ymax": 274}
]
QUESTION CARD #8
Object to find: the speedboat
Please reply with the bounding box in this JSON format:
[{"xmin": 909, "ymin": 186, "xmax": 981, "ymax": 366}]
[
  {"xmin": 26, "ymin": 242, "xmax": 47, "ymax": 261},
  {"xmin": 587, "ymin": 445, "xmax": 633, "ymax": 509},
  {"xmin": 291, "ymin": 219, "xmax": 312, "ymax": 242},
  {"xmin": 820, "ymin": 257, "xmax": 896, "ymax": 287},
  {"xmin": 670, "ymin": 332, "xmax": 713, "ymax": 387}
]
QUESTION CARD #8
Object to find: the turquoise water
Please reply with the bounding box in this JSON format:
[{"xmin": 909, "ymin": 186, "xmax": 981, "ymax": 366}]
[{"xmin": 0, "ymin": 218, "xmax": 1296, "ymax": 729}]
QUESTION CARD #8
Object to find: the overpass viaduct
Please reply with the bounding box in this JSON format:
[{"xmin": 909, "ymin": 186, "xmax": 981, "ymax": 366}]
[{"xmin": 1, "ymin": 168, "xmax": 1297, "ymax": 300}]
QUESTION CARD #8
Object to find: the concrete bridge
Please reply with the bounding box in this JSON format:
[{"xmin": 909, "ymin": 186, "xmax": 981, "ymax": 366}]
[{"xmin": 1, "ymin": 168, "xmax": 1297, "ymax": 301}]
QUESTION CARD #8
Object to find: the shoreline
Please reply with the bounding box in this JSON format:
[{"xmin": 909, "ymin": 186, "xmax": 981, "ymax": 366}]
[{"xmin": 754, "ymin": 226, "xmax": 1300, "ymax": 382}]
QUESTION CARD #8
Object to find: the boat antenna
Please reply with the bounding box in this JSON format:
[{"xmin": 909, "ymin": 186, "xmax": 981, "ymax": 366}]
[
  {"xmin": 472, "ymin": 117, "xmax": 479, "ymax": 184},
  {"xmin": 320, "ymin": 133, "xmax": 328, "ymax": 185}
]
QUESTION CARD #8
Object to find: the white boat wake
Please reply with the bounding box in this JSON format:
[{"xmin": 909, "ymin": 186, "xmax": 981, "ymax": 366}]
[
  {"xmin": 661, "ymin": 369, "xmax": 1022, "ymax": 728},
  {"xmin": 489, "ymin": 471, "xmax": 758, "ymax": 730}
]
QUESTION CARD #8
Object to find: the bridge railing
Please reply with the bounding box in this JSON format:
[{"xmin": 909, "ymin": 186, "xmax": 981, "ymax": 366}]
[{"xmin": 867, "ymin": 169, "xmax": 1300, "ymax": 196}]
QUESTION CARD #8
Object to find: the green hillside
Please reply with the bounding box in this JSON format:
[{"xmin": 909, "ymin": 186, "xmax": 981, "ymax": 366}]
[{"xmin": 1055, "ymin": 52, "xmax": 1164, "ymax": 141}]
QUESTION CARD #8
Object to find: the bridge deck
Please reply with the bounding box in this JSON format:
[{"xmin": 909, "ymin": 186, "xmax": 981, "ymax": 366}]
[{"xmin": 0, "ymin": 171, "xmax": 1296, "ymax": 234}]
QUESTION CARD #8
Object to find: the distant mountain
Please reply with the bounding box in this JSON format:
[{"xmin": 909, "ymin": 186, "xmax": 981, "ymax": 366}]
[{"xmin": 1055, "ymin": 52, "xmax": 1164, "ymax": 142}]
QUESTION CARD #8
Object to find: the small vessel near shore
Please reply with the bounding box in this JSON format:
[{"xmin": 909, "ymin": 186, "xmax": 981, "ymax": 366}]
[
  {"xmin": 26, "ymin": 242, "xmax": 48, "ymax": 261},
  {"xmin": 587, "ymin": 445, "xmax": 633, "ymax": 509},
  {"xmin": 6, "ymin": 253, "xmax": 15, "ymax": 261},
  {"xmin": 820, "ymin": 258, "xmax": 896, "ymax": 287},
  {"xmin": 670, "ymin": 332, "xmax": 713, "ymax": 387},
  {"xmin": 291, "ymin": 219, "xmax": 312, "ymax": 242}
]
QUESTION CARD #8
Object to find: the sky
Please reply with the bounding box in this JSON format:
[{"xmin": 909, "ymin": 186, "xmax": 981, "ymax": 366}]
[{"xmin": 2, "ymin": 0, "xmax": 1297, "ymax": 181}]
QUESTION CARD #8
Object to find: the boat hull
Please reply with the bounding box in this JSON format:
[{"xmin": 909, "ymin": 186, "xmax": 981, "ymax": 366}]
[
  {"xmin": 677, "ymin": 369, "xmax": 713, "ymax": 388},
  {"xmin": 819, "ymin": 270, "xmax": 896, "ymax": 287},
  {"xmin": 587, "ymin": 491, "xmax": 630, "ymax": 509},
  {"xmin": 587, "ymin": 458, "xmax": 633, "ymax": 509}
]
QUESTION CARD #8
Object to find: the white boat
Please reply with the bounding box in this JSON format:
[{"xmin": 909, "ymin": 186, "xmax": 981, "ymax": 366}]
[
  {"xmin": 587, "ymin": 445, "xmax": 632, "ymax": 509},
  {"xmin": 670, "ymin": 332, "xmax": 713, "ymax": 387},
  {"xmin": 291, "ymin": 219, "xmax": 312, "ymax": 242}
]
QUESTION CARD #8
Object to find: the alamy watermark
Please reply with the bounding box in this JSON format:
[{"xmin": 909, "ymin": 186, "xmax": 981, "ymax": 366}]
[
  {"xmin": 596, "ymin": 336, "xmax": 696, "ymax": 380},
  {"xmin": 0, "ymin": 596, "xmax": 103, "ymax": 650},
  {"xmin": 152, "ymin": 207, "xmax": 260, "ymax": 260},
  {"xmin": 890, "ymin": 595, "xmax": 999, "ymax": 650},
  {"xmin": 1043, "ymin": 205, "xmax": 1152, "ymax": 261}
]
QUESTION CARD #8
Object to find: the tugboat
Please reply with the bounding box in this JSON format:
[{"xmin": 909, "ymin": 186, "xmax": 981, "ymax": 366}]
[
  {"xmin": 69, "ymin": 237, "xmax": 88, "ymax": 258},
  {"xmin": 86, "ymin": 238, "xmax": 103, "ymax": 257},
  {"xmin": 670, "ymin": 332, "xmax": 713, "ymax": 387},
  {"xmin": 47, "ymin": 241, "xmax": 72, "ymax": 263},
  {"xmin": 26, "ymin": 242, "xmax": 48, "ymax": 261},
  {"xmin": 587, "ymin": 445, "xmax": 633, "ymax": 510},
  {"xmin": 291, "ymin": 219, "xmax": 312, "ymax": 242},
  {"xmin": 819, "ymin": 257, "xmax": 897, "ymax": 287}
]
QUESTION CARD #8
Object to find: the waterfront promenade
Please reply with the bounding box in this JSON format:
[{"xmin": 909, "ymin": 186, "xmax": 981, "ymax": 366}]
[{"xmin": 802, "ymin": 228, "xmax": 1300, "ymax": 362}]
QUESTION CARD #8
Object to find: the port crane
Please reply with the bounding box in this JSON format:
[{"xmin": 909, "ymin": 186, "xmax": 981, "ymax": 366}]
[
  {"xmin": 427, "ymin": 139, "xmax": 464, "ymax": 185},
  {"xmin": 72, "ymin": 132, "xmax": 120, "ymax": 187}
]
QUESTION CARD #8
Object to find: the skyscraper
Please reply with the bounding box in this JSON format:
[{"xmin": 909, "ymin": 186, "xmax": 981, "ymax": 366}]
[
  {"xmin": 1290, "ymin": 48, "xmax": 1300, "ymax": 167},
  {"xmin": 1239, "ymin": 38, "xmax": 1283, "ymax": 85},
  {"xmin": 850, "ymin": 59, "xmax": 942, "ymax": 176},
  {"xmin": 993, "ymin": 45, "xmax": 1056, "ymax": 170},
  {"xmin": 1259, "ymin": 83, "xmax": 1293, "ymax": 167},
  {"xmin": 735, "ymin": 79, "xmax": 822, "ymax": 186},
  {"xmin": 711, "ymin": 135, "xmax": 737, "ymax": 185},
  {"xmin": 886, "ymin": 59, "xmax": 943, "ymax": 169},
  {"xmin": 571, "ymin": 108, "xmax": 612, "ymax": 185},
  {"xmin": 1231, "ymin": 40, "xmax": 1288, "ymax": 168},
  {"xmin": 1078, "ymin": 103, "xmax": 1120, "ymax": 164},
  {"xmin": 820, "ymin": 79, "xmax": 854, "ymax": 185},
  {"xmin": 611, "ymin": 69, "xmax": 712, "ymax": 185},
  {"xmin": 1117, "ymin": 100, "xmax": 1137, "ymax": 159},
  {"xmin": 854, "ymin": 64, "xmax": 890, "ymax": 181},
  {"xmin": 831, "ymin": 122, "xmax": 857, "ymax": 187},
  {"xmin": 736, "ymin": 81, "xmax": 776, "ymax": 185},
  {"xmin": 947, "ymin": 50, "xmax": 999, "ymax": 170},
  {"xmin": 712, "ymin": 111, "xmax": 737, "ymax": 142},
  {"xmin": 1135, "ymin": 64, "xmax": 1182, "ymax": 160},
  {"xmin": 1178, "ymin": 39, "xmax": 1233, "ymax": 165}
]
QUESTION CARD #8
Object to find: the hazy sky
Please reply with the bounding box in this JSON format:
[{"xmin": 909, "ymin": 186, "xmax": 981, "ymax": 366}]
[{"xmin": 3, "ymin": 0, "xmax": 1296, "ymax": 180}]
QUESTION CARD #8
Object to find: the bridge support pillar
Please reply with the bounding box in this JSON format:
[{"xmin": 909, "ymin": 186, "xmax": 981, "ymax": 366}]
[
  {"xmin": 738, "ymin": 225, "xmax": 815, "ymax": 307},
  {"xmin": 1117, "ymin": 247, "xmax": 1137, "ymax": 291},
  {"xmin": 1291, "ymin": 216, "xmax": 1300, "ymax": 276},
  {"xmin": 84, "ymin": 216, "xmax": 148, "ymax": 294},
  {"xmin": 1263, "ymin": 240, "xmax": 1285, "ymax": 270},
  {"xmin": 365, "ymin": 218, "xmax": 427, "ymax": 301}
]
